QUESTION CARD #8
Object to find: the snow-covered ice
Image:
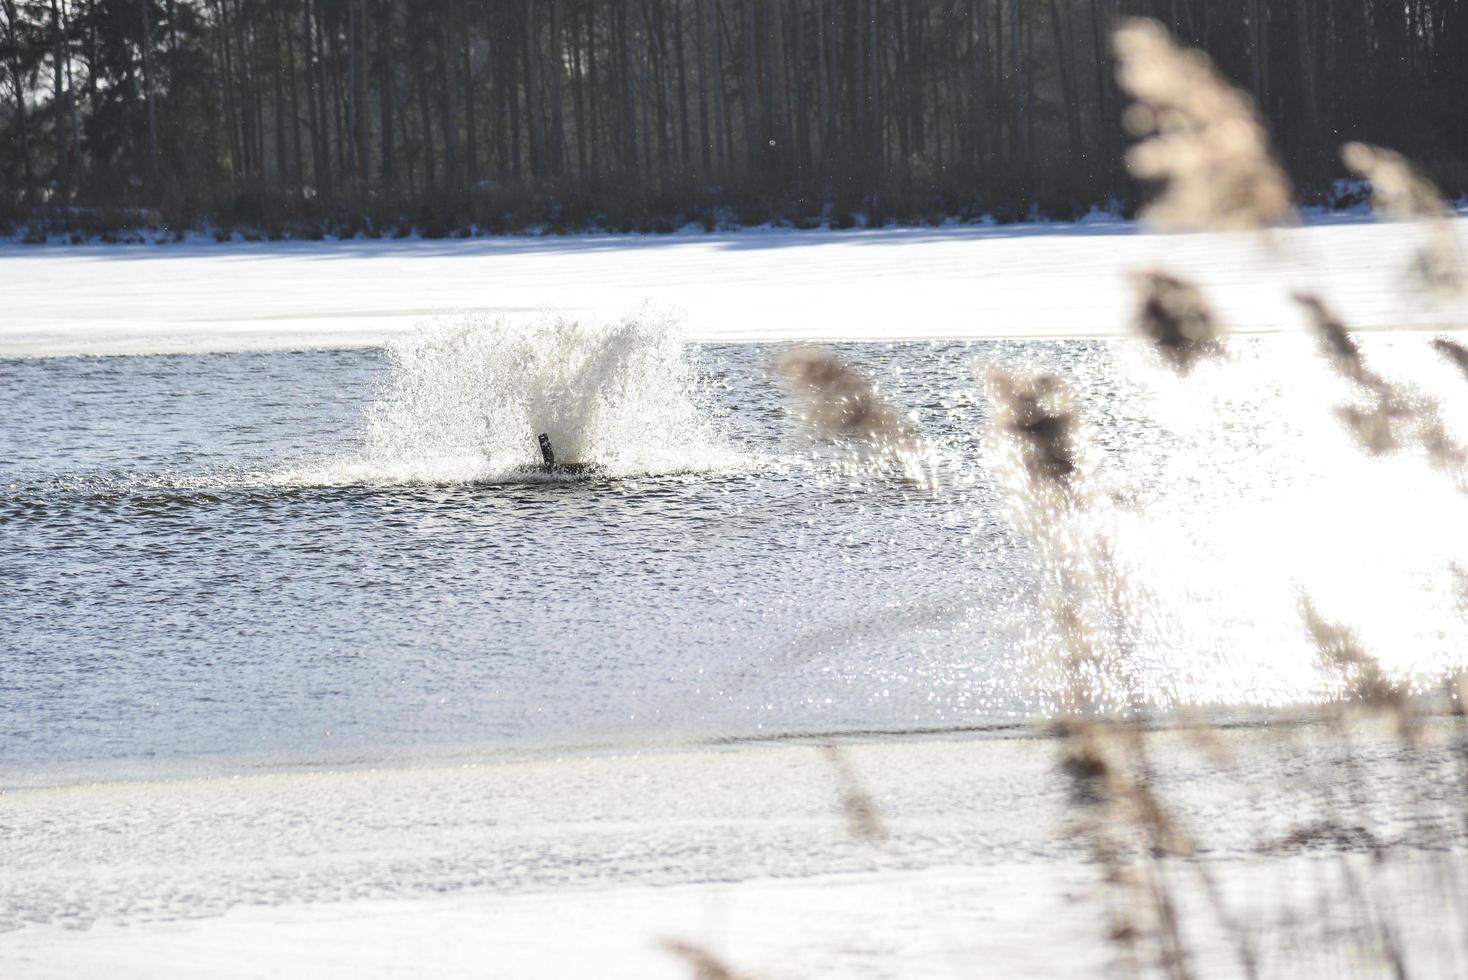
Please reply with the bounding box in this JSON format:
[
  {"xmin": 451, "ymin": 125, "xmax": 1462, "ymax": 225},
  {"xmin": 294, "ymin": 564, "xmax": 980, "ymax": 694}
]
[
  {"xmin": 4, "ymin": 730, "xmax": 1465, "ymax": 978},
  {"xmin": 1, "ymin": 216, "xmax": 1464, "ymax": 358}
]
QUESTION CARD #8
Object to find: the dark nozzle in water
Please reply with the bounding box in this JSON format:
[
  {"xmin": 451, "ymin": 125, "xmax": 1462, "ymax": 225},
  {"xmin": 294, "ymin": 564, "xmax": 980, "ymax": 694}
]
[{"xmin": 536, "ymin": 432, "xmax": 593, "ymax": 476}]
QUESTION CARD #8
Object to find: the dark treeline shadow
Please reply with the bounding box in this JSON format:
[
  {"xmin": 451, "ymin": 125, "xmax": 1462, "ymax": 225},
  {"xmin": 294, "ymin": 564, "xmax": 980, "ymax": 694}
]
[{"xmin": 1, "ymin": 0, "xmax": 1465, "ymax": 240}]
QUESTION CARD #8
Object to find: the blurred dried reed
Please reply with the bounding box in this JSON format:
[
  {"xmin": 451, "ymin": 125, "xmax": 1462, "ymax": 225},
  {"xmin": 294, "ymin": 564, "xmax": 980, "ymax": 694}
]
[
  {"xmin": 738, "ymin": 19, "xmax": 1468, "ymax": 979},
  {"xmin": 1342, "ymin": 142, "xmax": 1465, "ymax": 296},
  {"xmin": 1433, "ymin": 337, "xmax": 1468, "ymax": 382},
  {"xmin": 1113, "ymin": 17, "xmax": 1293, "ymax": 232},
  {"xmin": 1295, "ymin": 291, "xmax": 1467, "ymax": 476},
  {"xmin": 661, "ymin": 940, "xmax": 755, "ymax": 980},
  {"xmin": 777, "ymin": 347, "xmax": 917, "ymax": 452},
  {"xmin": 986, "ymin": 369, "xmax": 1078, "ymax": 495},
  {"xmin": 776, "ymin": 346, "xmax": 939, "ymax": 487},
  {"xmin": 985, "ymin": 362, "xmax": 1266, "ymax": 977},
  {"xmin": 1130, "ymin": 270, "xmax": 1227, "ymax": 373},
  {"xmin": 1300, "ymin": 597, "xmax": 1411, "ymax": 728},
  {"xmin": 822, "ymin": 745, "xmax": 888, "ymax": 847}
]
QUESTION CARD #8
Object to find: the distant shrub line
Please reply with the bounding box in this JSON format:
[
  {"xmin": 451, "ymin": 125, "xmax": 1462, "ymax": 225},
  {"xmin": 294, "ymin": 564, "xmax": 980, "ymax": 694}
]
[{"xmin": 0, "ymin": 175, "xmax": 1396, "ymax": 245}]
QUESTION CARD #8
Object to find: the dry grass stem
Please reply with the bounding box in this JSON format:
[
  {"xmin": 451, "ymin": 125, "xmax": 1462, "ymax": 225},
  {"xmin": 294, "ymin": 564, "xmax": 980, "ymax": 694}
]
[
  {"xmin": 984, "ymin": 367, "xmax": 1149, "ymax": 714},
  {"xmin": 1300, "ymin": 597, "xmax": 1411, "ymax": 727},
  {"xmin": 1130, "ymin": 270, "xmax": 1227, "ymax": 373},
  {"xmin": 1432, "ymin": 337, "xmax": 1468, "ymax": 383},
  {"xmin": 660, "ymin": 940, "xmax": 756, "ymax": 980},
  {"xmin": 1295, "ymin": 292, "xmax": 1468, "ymax": 473},
  {"xmin": 1342, "ymin": 142, "xmax": 1465, "ymax": 296},
  {"xmin": 1054, "ymin": 718, "xmax": 1213, "ymax": 979},
  {"xmin": 1295, "ymin": 292, "xmax": 1373, "ymax": 386},
  {"xmin": 986, "ymin": 368, "xmax": 1209, "ymax": 972},
  {"xmin": 1113, "ymin": 18, "xmax": 1293, "ymax": 232},
  {"xmin": 822, "ymin": 745, "xmax": 889, "ymax": 846}
]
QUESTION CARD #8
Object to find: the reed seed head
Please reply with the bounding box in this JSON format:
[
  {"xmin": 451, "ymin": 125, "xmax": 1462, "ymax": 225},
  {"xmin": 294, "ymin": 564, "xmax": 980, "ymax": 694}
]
[
  {"xmin": 1342, "ymin": 142, "xmax": 1465, "ymax": 296},
  {"xmin": 1294, "ymin": 292, "xmax": 1407, "ymax": 454},
  {"xmin": 1295, "ymin": 293, "xmax": 1468, "ymax": 471},
  {"xmin": 1114, "ymin": 18, "xmax": 1294, "ymax": 232},
  {"xmin": 1294, "ymin": 292, "xmax": 1364, "ymax": 380},
  {"xmin": 1301, "ymin": 598, "xmax": 1407, "ymax": 714},
  {"xmin": 987, "ymin": 370, "xmax": 1078, "ymax": 491},
  {"xmin": 1342, "ymin": 142, "xmax": 1453, "ymax": 221},
  {"xmin": 1131, "ymin": 270, "xmax": 1226, "ymax": 373},
  {"xmin": 1056, "ymin": 719, "xmax": 1119, "ymax": 807},
  {"xmin": 777, "ymin": 347, "xmax": 918, "ymax": 457},
  {"xmin": 1432, "ymin": 338, "xmax": 1468, "ymax": 383}
]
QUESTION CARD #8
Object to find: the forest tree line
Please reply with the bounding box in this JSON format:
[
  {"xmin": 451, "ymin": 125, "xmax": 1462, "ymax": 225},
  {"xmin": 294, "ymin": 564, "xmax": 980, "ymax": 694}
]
[{"xmin": 2, "ymin": 0, "xmax": 1466, "ymax": 237}]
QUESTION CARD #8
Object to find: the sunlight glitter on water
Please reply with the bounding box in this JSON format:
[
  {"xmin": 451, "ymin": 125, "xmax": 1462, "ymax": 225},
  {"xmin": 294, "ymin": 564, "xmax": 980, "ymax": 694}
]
[{"xmin": 3, "ymin": 318, "xmax": 1467, "ymax": 774}]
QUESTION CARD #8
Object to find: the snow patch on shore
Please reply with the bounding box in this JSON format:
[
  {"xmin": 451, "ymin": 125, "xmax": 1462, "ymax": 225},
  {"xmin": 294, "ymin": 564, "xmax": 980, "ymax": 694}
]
[{"xmin": 2, "ymin": 217, "xmax": 1464, "ymax": 359}]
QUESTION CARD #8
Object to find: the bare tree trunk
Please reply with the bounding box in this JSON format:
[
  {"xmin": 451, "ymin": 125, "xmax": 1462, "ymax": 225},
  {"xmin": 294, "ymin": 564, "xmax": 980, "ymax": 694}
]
[
  {"xmin": 522, "ymin": 0, "xmax": 544, "ymax": 177},
  {"xmin": 1, "ymin": 0, "xmax": 33, "ymax": 190},
  {"xmin": 971, "ymin": 0, "xmax": 987, "ymax": 171},
  {"xmin": 788, "ymin": 0, "xmax": 811, "ymax": 174},
  {"xmin": 286, "ymin": 5, "xmax": 305, "ymax": 195},
  {"xmin": 1088, "ymin": 0, "xmax": 1110, "ymax": 174},
  {"xmin": 1047, "ymin": 0, "xmax": 1080, "ymax": 164},
  {"xmin": 769, "ymin": 0, "xmax": 791, "ymax": 179},
  {"xmin": 813, "ymin": 0, "xmax": 832, "ymax": 171},
  {"xmin": 674, "ymin": 0, "xmax": 690, "ymax": 173},
  {"xmin": 415, "ymin": 45, "xmax": 436, "ymax": 187},
  {"xmin": 343, "ymin": 0, "xmax": 357, "ymax": 182},
  {"xmin": 437, "ymin": 7, "xmax": 460, "ymax": 188},
  {"xmin": 569, "ymin": 8, "xmax": 587, "ymax": 176},
  {"xmin": 893, "ymin": 3, "xmax": 910, "ymax": 166},
  {"xmin": 548, "ymin": 0, "xmax": 564, "ymax": 177},
  {"xmin": 636, "ymin": 0, "xmax": 652, "ymax": 176},
  {"xmin": 461, "ymin": 1, "xmax": 479, "ymax": 184},
  {"xmin": 306, "ymin": 0, "xmax": 332, "ymax": 197},
  {"xmin": 50, "ymin": 0, "xmax": 68, "ymax": 194},
  {"xmin": 505, "ymin": 23, "xmax": 522, "ymax": 180},
  {"xmin": 710, "ymin": 0, "xmax": 729, "ymax": 178},
  {"xmin": 354, "ymin": 0, "xmax": 369, "ymax": 182},
  {"xmin": 218, "ymin": 0, "xmax": 243, "ymax": 182},
  {"xmin": 249, "ymin": 7, "xmax": 266, "ymax": 176},
  {"xmin": 618, "ymin": 1, "xmax": 639, "ymax": 173},
  {"xmin": 742, "ymin": 0, "xmax": 761, "ymax": 172},
  {"xmin": 1008, "ymin": 0, "xmax": 1024, "ymax": 163},
  {"xmin": 67, "ymin": 19, "xmax": 80, "ymax": 185},
  {"xmin": 141, "ymin": 0, "xmax": 160, "ymax": 188},
  {"xmin": 271, "ymin": 5, "xmax": 287, "ymax": 185},
  {"xmin": 1293, "ymin": 0, "xmax": 1322, "ymax": 170},
  {"xmin": 392, "ymin": 61, "xmax": 414, "ymax": 197},
  {"xmin": 377, "ymin": 0, "xmax": 395, "ymax": 190},
  {"xmin": 650, "ymin": 0, "xmax": 671, "ymax": 175},
  {"xmin": 1248, "ymin": 0, "xmax": 1269, "ymax": 108},
  {"xmin": 866, "ymin": 0, "xmax": 880, "ymax": 177},
  {"xmin": 695, "ymin": 0, "xmax": 711, "ymax": 175},
  {"xmin": 575, "ymin": 6, "xmax": 593, "ymax": 176}
]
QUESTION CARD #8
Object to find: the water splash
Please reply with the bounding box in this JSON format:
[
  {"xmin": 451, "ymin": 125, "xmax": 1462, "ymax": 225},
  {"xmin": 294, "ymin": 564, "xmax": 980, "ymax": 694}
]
[{"xmin": 287, "ymin": 306, "xmax": 745, "ymax": 485}]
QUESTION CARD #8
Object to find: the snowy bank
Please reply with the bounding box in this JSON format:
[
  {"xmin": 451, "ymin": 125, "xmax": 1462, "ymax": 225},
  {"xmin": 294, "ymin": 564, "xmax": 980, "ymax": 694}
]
[
  {"xmin": 1, "ymin": 217, "xmax": 1464, "ymax": 359},
  {"xmin": 3, "ymin": 728, "xmax": 1465, "ymax": 978}
]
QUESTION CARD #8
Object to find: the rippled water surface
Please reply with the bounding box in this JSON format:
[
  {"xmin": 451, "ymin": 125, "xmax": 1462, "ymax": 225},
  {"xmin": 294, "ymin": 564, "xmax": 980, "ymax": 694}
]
[{"xmin": 5, "ymin": 327, "xmax": 1467, "ymax": 776}]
